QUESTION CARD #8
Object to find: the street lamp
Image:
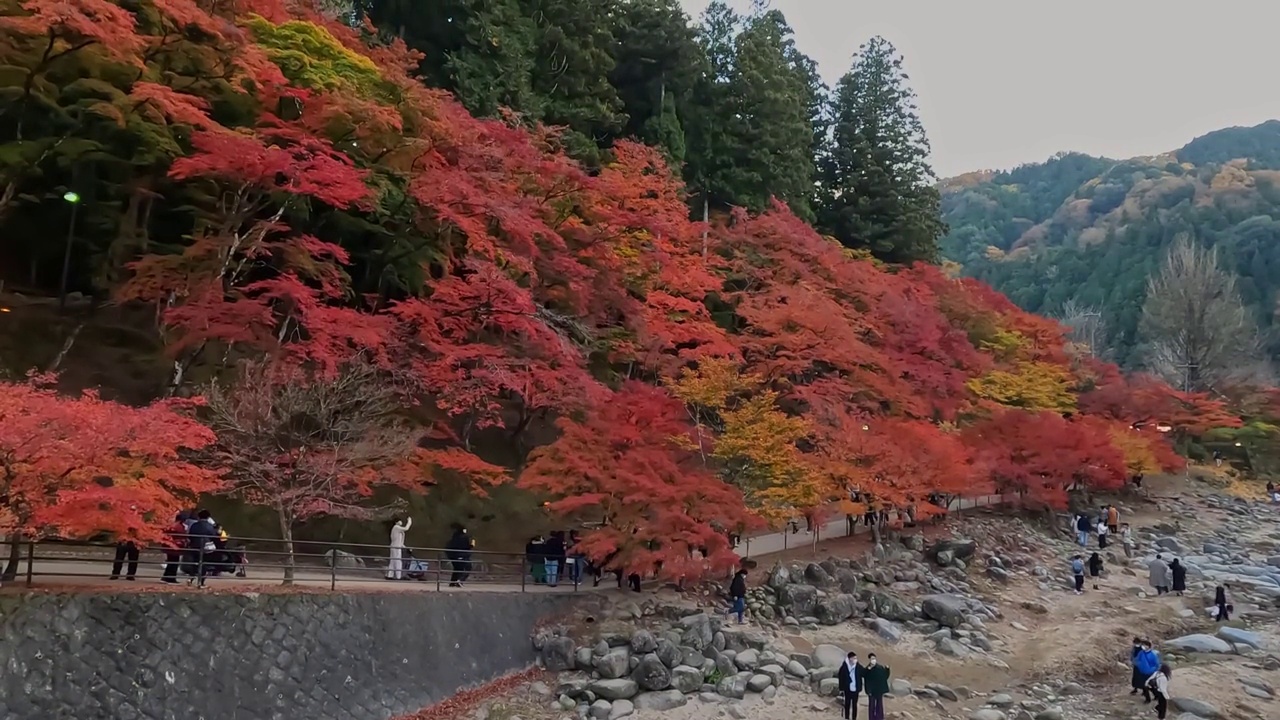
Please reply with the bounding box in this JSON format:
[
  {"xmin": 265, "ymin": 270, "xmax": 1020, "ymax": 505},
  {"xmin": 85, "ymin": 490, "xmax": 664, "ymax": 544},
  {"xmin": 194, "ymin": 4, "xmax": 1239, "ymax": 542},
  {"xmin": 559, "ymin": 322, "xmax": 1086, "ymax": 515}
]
[{"xmin": 58, "ymin": 191, "xmax": 81, "ymax": 311}]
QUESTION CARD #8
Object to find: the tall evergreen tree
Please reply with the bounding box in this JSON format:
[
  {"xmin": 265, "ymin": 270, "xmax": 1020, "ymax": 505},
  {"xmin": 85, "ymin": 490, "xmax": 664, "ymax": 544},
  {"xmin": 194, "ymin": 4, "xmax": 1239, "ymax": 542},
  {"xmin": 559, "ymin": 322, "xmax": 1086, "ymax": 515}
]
[
  {"xmin": 609, "ymin": 0, "xmax": 704, "ymax": 165},
  {"xmin": 684, "ymin": 0, "xmax": 743, "ymax": 220},
  {"xmin": 818, "ymin": 36, "xmax": 944, "ymax": 264},
  {"xmin": 360, "ymin": 0, "xmax": 540, "ymax": 118}
]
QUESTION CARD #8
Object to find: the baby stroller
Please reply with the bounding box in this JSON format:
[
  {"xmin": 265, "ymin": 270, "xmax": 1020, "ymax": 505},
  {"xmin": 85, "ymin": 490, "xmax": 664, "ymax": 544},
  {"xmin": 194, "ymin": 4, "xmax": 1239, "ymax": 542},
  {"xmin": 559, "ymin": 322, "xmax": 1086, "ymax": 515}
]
[{"xmin": 404, "ymin": 550, "xmax": 429, "ymax": 581}]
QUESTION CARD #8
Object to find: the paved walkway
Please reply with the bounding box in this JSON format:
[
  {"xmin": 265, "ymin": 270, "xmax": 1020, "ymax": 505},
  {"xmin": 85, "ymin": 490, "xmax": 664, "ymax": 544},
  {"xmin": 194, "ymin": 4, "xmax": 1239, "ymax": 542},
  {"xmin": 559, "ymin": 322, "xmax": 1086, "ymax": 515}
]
[{"xmin": 2, "ymin": 494, "xmax": 1010, "ymax": 593}]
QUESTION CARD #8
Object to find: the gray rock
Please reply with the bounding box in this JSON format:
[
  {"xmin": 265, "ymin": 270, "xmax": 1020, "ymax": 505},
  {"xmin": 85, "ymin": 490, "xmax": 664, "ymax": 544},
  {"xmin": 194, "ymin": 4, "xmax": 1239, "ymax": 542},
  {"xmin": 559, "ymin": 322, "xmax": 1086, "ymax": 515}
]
[
  {"xmin": 834, "ymin": 568, "xmax": 860, "ymax": 594},
  {"xmin": 926, "ymin": 683, "xmax": 958, "ymax": 701},
  {"xmin": 766, "ymin": 564, "xmax": 791, "ymax": 590},
  {"xmin": 323, "ymin": 549, "xmax": 364, "ymax": 569},
  {"xmin": 734, "ymin": 649, "xmax": 760, "ymax": 670},
  {"xmin": 1155, "ymin": 537, "xmax": 1184, "ymax": 553},
  {"xmin": 631, "ymin": 654, "xmax": 671, "ymax": 691},
  {"xmin": 655, "ymin": 638, "xmax": 682, "ymax": 669},
  {"xmin": 818, "ymin": 677, "xmax": 840, "ymax": 696},
  {"xmin": 928, "ymin": 538, "xmax": 977, "ymax": 563},
  {"xmin": 779, "ymin": 583, "xmax": 819, "ymax": 615},
  {"xmin": 1169, "ymin": 697, "xmax": 1222, "ymax": 719},
  {"xmin": 1164, "ymin": 634, "xmax": 1233, "ymax": 654},
  {"xmin": 669, "ymin": 665, "xmax": 703, "ymax": 694},
  {"xmin": 922, "ymin": 594, "xmax": 969, "ymax": 628},
  {"xmin": 870, "ymin": 618, "xmax": 903, "ymax": 643},
  {"xmin": 576, "ymin": 647, "xmax": 594, "ymax": 671},
  {"xmin": 594, "ymin": 648, "xmax": 631, "ymax": 679},
  {"xmin": 589, "ymin": 679, "xmax": 639, "ymax": 701},
  {"xmin": 936, "ymin": 637, "xmax": 970, "ymax": 657},
  {"xmin": 785, "ymin": 660, "xmax": 809, "ymax": 678},
  {"xmin": 1033, "ymin": 710, "xmax": 1064, "ymax": 720},
  {"xmin": 816, "ymin": 594, "xmax": 858, "ymax": 625},
  {"xmin": 747, "ymin": 674, "xmax": 772, "ymax": 693},
  {"xmin": 634, "ymin": 690, "xmax": 687, "ymax": 711},
  {"xmin": 969, "ymin": 710, "xmax": 1006, "ymax": 720},
  {"xmin": 630, "ymin": 630, "xmax": 657, "ymax": 653},
  {"xmin": 716, "ymin": 675, "xmax": 748, "ymax": 699},
  {"xmin": 607, "ymin": 698, "xmax": 634, "ymax": 720},
  {"xmin": 867, "ymin": 591, "xmax": 917, "ymax": 622},
  {"xmin": 588, "ymin": 699, "xmax": 612, "ymax": 720},
  {"xmin": 1216, "ymin": 626, "xmax": 1262, "ymax": 649},
  {"xmin": 987, "ymin": 566, "xmax": 1011, "ymax": 582},
  {"xmin": 757, "ymin": 664, "xmax": 785, "ymax": 687},
  {"xmin": 678, "ymin": 613, "xmax": 714, "ymax": 651},
  {"xmin": 557, "ymin": 679, "xmax": 589, "ymax": 698},
  {"xmin": 804, "ymin": 562, "xmax": 832, "ymax": 585},
  {"xmin": 812, "ymin": 644, "xmax": 846, "ymax": 669},
  {"xmin": 987, "ymin": 693, "xmax": 1014, "ymax": 707},
  {"xmin": 540, "ymin": 636, "xmax": 576, "ymax": 672}
]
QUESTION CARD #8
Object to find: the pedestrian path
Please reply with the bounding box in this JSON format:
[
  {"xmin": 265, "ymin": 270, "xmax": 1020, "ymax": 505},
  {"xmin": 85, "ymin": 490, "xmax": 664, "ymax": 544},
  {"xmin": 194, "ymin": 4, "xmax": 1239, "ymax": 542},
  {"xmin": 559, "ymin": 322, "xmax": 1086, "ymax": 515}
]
[{"xmin": 734, "ymin": 494, "xmax": 1008, "ymax": 558}]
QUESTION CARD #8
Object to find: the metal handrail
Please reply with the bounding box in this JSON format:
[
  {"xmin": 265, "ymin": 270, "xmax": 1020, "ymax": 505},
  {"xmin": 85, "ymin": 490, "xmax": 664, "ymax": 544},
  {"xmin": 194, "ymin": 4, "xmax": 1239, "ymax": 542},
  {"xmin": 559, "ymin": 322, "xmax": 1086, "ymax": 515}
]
[{"xmin": 0, "ymin": 535, "xmax": 589, "ymax": 593}]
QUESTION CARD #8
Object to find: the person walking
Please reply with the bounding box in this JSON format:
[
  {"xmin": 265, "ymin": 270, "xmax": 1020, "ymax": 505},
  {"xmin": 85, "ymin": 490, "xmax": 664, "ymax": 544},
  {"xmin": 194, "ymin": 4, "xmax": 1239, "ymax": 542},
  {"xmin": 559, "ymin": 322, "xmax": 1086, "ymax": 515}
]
[
  {"xmin": 110, "ymin": 540, "xmax": 140, "ymax": 581},
  {"xmin": 1096, "ymin": 518, "xmax": 1110, "ymax": 549},
  {"xmin": 1107, "ymin": 504, "xmax": 1120, "ymax": 534},
  {"xmin": 862, "ymin": 653, "xmax": 890, "ymax": 720},
  {"xmin": 386, "ymin": 516, "xmax": 412, "ymax": 580},
  {"xmin": 543, "ymin": 531, "xmax": 566, "ymax": 587},
  {"xmin": 446, "ymin": 523, "xmax": 474, "ymax": 587},
  {"xmin": 1121, "ymin": 523, "xmax": 1134, "ymax": 559},
  {"xmin": 1170, "ymin": 559, "xmax": 1187, "ymax": 596},
  {"xmin": 1147, "ymin": 663, "xmax": 1172, "ymax": 719},
  {"xmin": 1087, "ymin": 552, "xmax": 1104, "ymax": 589},
  {"xmin": 1214, "ymin": 585, "xmax": 1231, "ymax": 622},
  {"xmin": 186, "ymin": 510, "xmax": 219, "ymax": 587},
  {"xmin": 1129, "ymin": 637, "xmax": 1145, "ymax": 695},
  {"xmin": 728, "ymin": 566, "xmax": 749, "ymax": 624},
  {"xmin": 837, "ymin": 651, "xmax": 864, "ymax": 720},
  {"xmin": 1148, "ymin": 554, "xmax": 1170, "ymax": 595},
  {"xmin": 1134, "ymin": 640, "xmax": 1160, "ymax": 703},
  {"xmin": 161, "ymin": 512, "xmax": 188, "ymax": 584},
  {"xmin": 1071, "ymin": 554, "xmax": 1085, "ymax": 594},
  {"xmin": 1075, "ymin": 514, "xmax": 1091, "ymax": 547}
]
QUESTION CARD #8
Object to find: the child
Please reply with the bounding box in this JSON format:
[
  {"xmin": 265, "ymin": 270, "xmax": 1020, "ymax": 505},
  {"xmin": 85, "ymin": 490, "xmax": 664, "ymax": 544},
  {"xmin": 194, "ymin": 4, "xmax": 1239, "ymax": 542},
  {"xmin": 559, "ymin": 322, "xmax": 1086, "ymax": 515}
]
[{"xmin": 1071, "ymin": 555, "xmax": 1085, "ymax": 594}]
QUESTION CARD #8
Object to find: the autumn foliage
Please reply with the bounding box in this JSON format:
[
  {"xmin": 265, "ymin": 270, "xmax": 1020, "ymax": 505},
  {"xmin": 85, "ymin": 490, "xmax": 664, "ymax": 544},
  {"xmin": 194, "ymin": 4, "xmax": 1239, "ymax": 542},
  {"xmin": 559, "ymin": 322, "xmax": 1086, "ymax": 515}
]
[{"xmin": 0, "ymin": 0, "xmax": 1234, "ymax": 576}]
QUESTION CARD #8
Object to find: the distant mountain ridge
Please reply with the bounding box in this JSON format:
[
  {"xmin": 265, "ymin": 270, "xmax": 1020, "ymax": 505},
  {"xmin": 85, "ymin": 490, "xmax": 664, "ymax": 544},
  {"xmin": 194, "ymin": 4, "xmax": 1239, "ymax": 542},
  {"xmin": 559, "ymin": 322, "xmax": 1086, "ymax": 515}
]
[{"xmin": 939, "ymin": 120, "xmax": 1280, "ymax": 369}]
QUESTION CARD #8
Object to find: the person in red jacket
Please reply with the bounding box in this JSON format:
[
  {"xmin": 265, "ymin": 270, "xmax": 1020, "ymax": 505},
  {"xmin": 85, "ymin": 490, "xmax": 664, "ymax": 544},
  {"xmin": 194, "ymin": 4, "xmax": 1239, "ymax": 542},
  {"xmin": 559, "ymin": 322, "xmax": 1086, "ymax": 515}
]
[{"xmin": 160, "ymin": 512, "xmax": 188, "ymax": 584}]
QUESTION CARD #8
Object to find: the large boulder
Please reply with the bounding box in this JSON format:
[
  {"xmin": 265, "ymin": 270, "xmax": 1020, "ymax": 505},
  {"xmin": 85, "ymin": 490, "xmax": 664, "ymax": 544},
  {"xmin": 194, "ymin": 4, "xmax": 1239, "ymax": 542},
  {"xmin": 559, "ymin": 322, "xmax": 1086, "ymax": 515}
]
[
  {"xmin": 921, "ymin": 594, "xmax": 969, "ymax": 628},
  {"xmin": 1164, "ymin": 634, "xmax": 1233, "ymax": 654},
  {"xmin": 540, "ymin": 636, "xmax": 577, "ymax": 672},
  {"xmin": 1169, "ymin": 697, "xmax": 1224, "ymax": 719},
  {"xmin": 767, "ymin": 563, "xmax": 792, "ymax": 590},
  {"xmin": 716, "ymin": 674, "xmax": 748, "ymax": 699},
  {"xmin": 870, "ymin": 618, "xmax": 903, "ymax": 644},
  {"xmin": 677, "ymin": 613, "xmax": 714, "ymax": 650},
  {"xmin": 812, "ymin": 643, "xmax": 847, "ymax": 669},
  {"xmin": 1216, "ymin": 626, "xmax": 1262, "ymax": 649},
  {"xmin": 816, "ymin": 594, "xmax": 858, "ymax": 625},
  {"xmin": 589, "ymin": 678, "xmax": 639, "ymax": 701},
  {"xmin": 632, "ymin": 653, "xmax": 672, "ymax": 691},
  {"xmin": 630, "ymin": 629, "xmax": 658, "ymax": 653},
  {"xmin": 867, "ymin": 591, "xmax": 917, "ymax": 622},
  {"xmin": 655, "ymin": 638, "xmax": 683, "ymax": 668},
  {"xmin": 927, "ymin": 538, "xmax": 976, "ymax": 564},
  {"xmin": 778, "ymin": 583, "xmax": 819, "ymax": 615},
  {"xmin": 634, "ymin": 690, "xmax": 688, "ymax": 711},
  {"xmin": 669, "ymin": 665, "xmax": 703, "ymax": 694},
  {"xmin": 323, "ymin": 548, "xmax": 365, "ymax": 569},
  {"xmin": 833, "ymin": 567, "xmax": 860, "ymax": 594},
  {"xmin": 803, "ymin": 562, "xmax": 832, "ymax": 586},
  {"xmin": 594, "ymin": 647, "xmax": 631, "ymax": 679}
]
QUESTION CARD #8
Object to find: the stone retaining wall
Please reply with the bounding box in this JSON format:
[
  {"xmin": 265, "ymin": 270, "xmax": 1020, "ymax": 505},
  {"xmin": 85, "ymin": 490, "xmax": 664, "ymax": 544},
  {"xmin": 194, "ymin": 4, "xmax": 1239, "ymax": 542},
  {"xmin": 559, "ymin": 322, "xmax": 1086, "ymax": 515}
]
[{"xmin": 0, "ymin": 591, "xmax": 570, "ymax": 720}]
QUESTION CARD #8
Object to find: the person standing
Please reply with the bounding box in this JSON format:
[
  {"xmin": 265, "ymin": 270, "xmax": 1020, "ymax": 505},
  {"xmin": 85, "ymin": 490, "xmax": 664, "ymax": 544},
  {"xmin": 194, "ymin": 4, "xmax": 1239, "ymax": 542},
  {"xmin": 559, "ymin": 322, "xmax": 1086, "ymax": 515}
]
[
  {"xmin": 1134, "ymin": 640, "xmax": 1160, "ymax": 703},
  {"xmin": 1170, "ymin": 559, "xmax": 1187, "ymax": 596},
  {"xmin": 1147, "ymin": 663, "xmax": 1172, "ymax": 719},
  {"xmin": 1148, "ymin": 554, "xmax": 1170, "ymax": 595},
  {"xmin": 1129, "ymin": 637, "xmax": 1145, "ymax": 695},
  {"xmin": 837, "ymin": 651, "xmax": 864, "ymax": 720},
  {"xmin": 862, "ymin": 653, "xmax": 890, "ymax": 720},
  {"xmin": 386, "ymin": 517, "xmax": 412, "ymax": 580},
  {"xmin": 1075, "ymin": 514, "xmax": 1091, "ymax": 547},
  {"xmin": 1214, "ymin": 585, "xmax": 1231, "ymax": 622},
  {"xmin": 1107, "ymin": 504, "xmax": 1120, "ymax": 534},
  {"xmin": 446, "ymin": 523, "xmax": 474, "ymax": 587},
  {"xmin": 186, "ymin": 510, "xmax": 219, "ymax": 587},
  {"xmin": 161, "ymin": 512, "xmax": 188, "ymax": 584},
  {"xmin": 1087, "ymin": 552, "xmax": 1104, "ymax": 589},
  {"xmin": 1071, "ymin": 554, "xmax": 1085, "ymax": 594},
  {"xmin": 543, "ymin": 531, "xmax": 565, "ymax": 587},
  {"xmin": 1121, "ymin": 523, "xmax": 1135, "ymax": 559},
  {"xmin": 110, "ymin": 540, "xmax": 140, "ymax": 581},
  {"xmin": 1096, "ymin": 518, "xmax": 1110, "ymax": 549},
  {"xmin": 728, "ymin": 566, "xmax": 749, "ymax": 624}
]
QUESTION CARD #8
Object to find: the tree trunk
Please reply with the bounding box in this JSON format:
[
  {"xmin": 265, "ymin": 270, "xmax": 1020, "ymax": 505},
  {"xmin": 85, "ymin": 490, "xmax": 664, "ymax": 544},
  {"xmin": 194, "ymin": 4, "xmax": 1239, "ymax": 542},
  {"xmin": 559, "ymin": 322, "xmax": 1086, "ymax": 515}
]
[
  {"xmin": 701, "ymin": 195, "xmax": 710, "ymax": 260},
  {"xmin": 277, "ymin": 509, "xmax": 295, "ymax": 585},
  {"xmin": 47, "ymin": 321, "xmax": 84, "ymax": 372},
  {"xmin": 1, "ymin": 532, "xmax": 22, "ymax": 581}
]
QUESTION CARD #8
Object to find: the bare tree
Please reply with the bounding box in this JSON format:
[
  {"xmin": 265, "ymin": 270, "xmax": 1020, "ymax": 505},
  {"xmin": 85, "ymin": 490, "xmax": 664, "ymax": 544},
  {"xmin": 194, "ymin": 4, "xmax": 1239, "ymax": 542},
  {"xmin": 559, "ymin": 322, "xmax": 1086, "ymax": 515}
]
[
  {"xmin": 1058, "ymin": 299, "xmax": 1108, "ymax": 359},
  {"xmin": 1140, "ymin": 235, "xmax": 1267, "ymax": 392},
  {"xmin": 203, "ymin": 359, "xmax": 420, "ymax": 583}
]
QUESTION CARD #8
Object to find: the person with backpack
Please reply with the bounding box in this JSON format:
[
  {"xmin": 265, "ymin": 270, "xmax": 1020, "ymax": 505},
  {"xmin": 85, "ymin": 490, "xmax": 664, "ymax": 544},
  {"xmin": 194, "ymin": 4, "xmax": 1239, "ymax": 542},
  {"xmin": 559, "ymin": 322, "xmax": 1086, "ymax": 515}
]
[
  {"xmin": 185, "ymin": 510, "xmax": 219, "ymax": 587},
  {"xmin": 1147, "ymin": 663, "xmax": 1172, "ymax": 718},
  {"xmin": 727, "ymin": 566, "xmax": 748, "ymax": 624}
]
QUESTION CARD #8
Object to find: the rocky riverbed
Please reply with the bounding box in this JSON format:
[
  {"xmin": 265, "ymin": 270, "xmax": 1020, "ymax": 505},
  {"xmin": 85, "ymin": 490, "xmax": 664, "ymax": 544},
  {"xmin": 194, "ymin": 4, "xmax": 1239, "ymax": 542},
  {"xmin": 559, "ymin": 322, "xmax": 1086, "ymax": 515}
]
[{"xmin": 458, "ymin": 476, "xmax": 1280, "ymax": 720}]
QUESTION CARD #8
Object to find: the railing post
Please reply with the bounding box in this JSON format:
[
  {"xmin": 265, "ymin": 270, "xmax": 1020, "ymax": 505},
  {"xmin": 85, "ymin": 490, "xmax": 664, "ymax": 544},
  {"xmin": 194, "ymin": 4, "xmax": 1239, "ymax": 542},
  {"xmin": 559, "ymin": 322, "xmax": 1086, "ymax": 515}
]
[
  {"xmin": 25, "ymin": 540, "xmax": 35, "ymax": 588},
  {"xmin": 197, "ymin": 550, "xmax": 205, "ymax": 587},
  {"xmin": 329, "ymin": 547, "xmax": 337, "ymax": 591},
  {"xmin": 435, "ymin": 550, "xmax": 442, "ymax": 591},
  {"xmin": 520, "ymin": 556, "xmax": 526, "ymax": 593}
]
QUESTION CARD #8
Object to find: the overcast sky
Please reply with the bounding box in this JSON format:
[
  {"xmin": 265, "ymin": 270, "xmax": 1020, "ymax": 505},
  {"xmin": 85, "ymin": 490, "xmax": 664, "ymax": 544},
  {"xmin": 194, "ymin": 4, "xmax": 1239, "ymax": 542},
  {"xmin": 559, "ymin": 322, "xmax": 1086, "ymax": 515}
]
[{"xmin": 679, "ymin": 0, "xmax": 1280, "ymax": 177}]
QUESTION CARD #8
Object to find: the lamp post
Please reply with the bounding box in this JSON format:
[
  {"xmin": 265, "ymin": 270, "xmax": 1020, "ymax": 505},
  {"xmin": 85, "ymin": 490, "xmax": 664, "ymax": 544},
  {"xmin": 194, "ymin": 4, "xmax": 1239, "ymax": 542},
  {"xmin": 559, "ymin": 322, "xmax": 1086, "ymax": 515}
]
[{"xmin": 58, "ymin": 191, "xmax": 81, "ymax": 312}]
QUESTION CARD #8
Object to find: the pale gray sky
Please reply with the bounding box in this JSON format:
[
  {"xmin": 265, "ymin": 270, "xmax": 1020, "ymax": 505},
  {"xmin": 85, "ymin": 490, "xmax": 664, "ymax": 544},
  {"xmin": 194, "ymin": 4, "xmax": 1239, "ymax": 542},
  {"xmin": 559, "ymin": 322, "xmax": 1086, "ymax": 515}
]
[{"xmin": 680, "ymin": 0, "xmax": 1280, "ymax": 177}]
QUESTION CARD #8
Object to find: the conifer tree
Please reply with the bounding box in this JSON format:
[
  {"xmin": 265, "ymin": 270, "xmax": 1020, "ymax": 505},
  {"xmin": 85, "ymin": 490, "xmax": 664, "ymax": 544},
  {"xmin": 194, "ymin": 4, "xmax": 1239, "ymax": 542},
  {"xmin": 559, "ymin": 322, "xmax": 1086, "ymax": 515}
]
[{"xmin": 818, "ymin": 36, "xmax": 944, "ymax": 264}]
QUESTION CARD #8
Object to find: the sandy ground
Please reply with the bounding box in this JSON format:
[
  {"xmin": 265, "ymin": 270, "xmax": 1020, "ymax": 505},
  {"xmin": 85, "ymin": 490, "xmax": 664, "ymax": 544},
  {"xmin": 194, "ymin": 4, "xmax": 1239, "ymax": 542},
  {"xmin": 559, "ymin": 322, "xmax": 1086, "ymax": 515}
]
[{"xmin": 471, "ymin": 473, "xmax": 1280, "ymax": 720}]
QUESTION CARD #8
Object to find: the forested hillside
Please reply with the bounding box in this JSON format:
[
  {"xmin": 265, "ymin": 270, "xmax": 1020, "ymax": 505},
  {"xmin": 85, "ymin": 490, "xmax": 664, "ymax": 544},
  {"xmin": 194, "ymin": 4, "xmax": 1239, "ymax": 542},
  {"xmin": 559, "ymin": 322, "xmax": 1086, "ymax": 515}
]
[
  {"xmin": 941, "ymin": 121, "xmax": 1280, "ymax": 371},
  {"xmin": 0, "ymin": 0, "xmax": 1262, "ymax": 571}
]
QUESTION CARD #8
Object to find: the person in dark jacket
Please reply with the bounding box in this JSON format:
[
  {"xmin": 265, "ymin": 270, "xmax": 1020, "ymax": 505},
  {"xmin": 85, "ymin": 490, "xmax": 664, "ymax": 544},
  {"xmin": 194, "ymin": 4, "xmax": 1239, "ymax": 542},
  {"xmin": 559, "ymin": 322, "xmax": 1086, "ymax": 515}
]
[
  {"xmin": 1088, "ymin": 552, "xmax": 1104, "ymax": 589},
  {"xmin": 525, "ymin": 535, "xmax": 546, "ymax": 584},
  {"xmin": 110, "ymin": 539, "xmax": 139, "ymax": 581},
  {"xmin": 446, "ymin": 524, "xmax": 474, "ymax": 587},
  {"xmin": 1129, "ymin": 637, "xmax": 1145, "ymax": 695},
  {"xmin": 837, "ymin": 651, "xmax": 864, "ymax": 720},
  {"xmin": 1074, "ymin": 514, "xmax": 1091, "ymax": 546},
  {"xmin": 728, "ymin": 567, "xmax": 748, "ymax": 624},
  {"xmin": 1170, "ymin": 559, "xmax": 1187, "ymax": 596},
  {"xmin": 543, "ymin": 531, "xmax": 566, "ymax": 587},
  {"xmin": 185, "ymin": 510, "xmax": 219, "ymax": 587},
  {"xmin": 862, "ymin": 653, "xmax": 890, "ymax": 720},
  {"xmin": 1214, "ymin": 585, "xmax": 1231, "ymax": 622}
]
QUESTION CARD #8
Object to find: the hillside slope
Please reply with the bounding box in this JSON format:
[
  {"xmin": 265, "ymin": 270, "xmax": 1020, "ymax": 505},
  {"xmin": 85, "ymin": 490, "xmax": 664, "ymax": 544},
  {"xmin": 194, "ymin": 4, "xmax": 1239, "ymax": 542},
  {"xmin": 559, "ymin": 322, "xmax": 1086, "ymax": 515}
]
[{"xmin": 940, "ymin": 121, "xmax": 1280, "ymax": 368}]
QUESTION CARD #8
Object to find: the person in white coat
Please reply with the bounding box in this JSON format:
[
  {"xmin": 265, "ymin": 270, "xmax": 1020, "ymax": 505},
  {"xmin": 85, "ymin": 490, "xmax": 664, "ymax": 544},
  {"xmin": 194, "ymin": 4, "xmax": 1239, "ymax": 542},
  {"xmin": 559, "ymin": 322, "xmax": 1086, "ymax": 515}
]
[
  {"xmin": 1146, "ymin": 662, "xmax": 1172, "ymax": 719},
  {"xmin": 387, "ymin": 517, "xmax": 412, "ymax": 580}
]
